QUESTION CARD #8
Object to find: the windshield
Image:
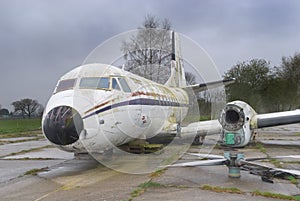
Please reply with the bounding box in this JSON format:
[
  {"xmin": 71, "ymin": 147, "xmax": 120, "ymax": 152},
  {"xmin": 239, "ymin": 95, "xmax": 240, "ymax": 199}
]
[
  {"xmin": 118, "ymin": 77, "xmax": 131, "ymax": 93},
  {"xmin": 54, "ymin": 79, "xmax": 76, "ymax": 93},
  {"xmin": 78, "ymin": 76, "xmax": 131, "ymax": 93},
  {"xmin": 112, "ymin": 78, "xmax": 121, "ymax": 90},
  {"xmin": 79, "ymin": 77, "xmax": 109, "ymax": 89}
]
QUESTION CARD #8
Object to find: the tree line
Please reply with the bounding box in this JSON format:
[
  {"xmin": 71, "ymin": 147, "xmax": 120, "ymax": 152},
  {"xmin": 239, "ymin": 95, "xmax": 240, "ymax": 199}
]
[
  {"xmin": 224, "ymin": 53, "xmax": 300, "ymax": 113},
  {"xmin": 0, "ymin": 98, "xmax": 43, "ymax": 119},
  {"xmin": 121, "ymin": 15, "xmax": 300, "ymax": 114}
]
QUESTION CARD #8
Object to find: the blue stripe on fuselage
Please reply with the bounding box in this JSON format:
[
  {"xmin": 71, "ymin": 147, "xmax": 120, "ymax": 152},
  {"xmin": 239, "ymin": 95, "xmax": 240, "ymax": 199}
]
[{"xmin": 82, "ymin": 98, "xmax": 187, "ymax": 119}]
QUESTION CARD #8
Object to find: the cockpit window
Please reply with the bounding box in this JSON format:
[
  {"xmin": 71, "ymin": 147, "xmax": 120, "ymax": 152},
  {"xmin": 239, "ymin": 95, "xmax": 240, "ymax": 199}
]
[
  {"xmin": 79, "ymin": 77, "xmax": 98, "ymax": 89},
  {"xmin": 55, "ymin": 79, "xmax": 76, "ymax": 93},
  {"xmin": 78, "ymin": 76, "xmax": 131, "ymax": 92},
  {"xmin": 79, "ymin": 77, "xmax": 109, "ymax": 89},
  {"xmin": 112, "ymin": 78, "xmax": 120, "ymax": 90},
  {"xmin": 98, "ymin": 77, "xmax": 109, "ymax": 88},
  {"xmin": 118, "ymin": 78, "xmax": 131, "ymax": 93}
]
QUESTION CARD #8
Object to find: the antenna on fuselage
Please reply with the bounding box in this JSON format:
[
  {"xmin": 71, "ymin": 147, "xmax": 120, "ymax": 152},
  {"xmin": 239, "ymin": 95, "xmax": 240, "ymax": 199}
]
[{"xmin": 165, "ymin": 31, "xmax": 187, "ymax": 88}]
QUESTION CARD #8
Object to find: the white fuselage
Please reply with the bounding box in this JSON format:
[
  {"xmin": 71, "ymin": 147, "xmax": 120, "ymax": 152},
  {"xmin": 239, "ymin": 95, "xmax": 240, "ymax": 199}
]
[{"xmin": 42, "ymin": 63, "xmax": 189, "ymax": 153}]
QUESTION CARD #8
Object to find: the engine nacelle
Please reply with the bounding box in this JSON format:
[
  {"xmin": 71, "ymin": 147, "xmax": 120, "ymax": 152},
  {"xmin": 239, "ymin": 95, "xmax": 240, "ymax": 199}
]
[{"xmin": 219, "ymin": 101, "xmax": 257, "ymax": 147}]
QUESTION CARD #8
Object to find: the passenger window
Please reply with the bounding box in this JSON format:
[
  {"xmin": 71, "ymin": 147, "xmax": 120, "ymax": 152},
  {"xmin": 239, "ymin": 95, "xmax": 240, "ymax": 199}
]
[
  {"xmin": 112, "ymin": 78, "xmax": 121, "ymax": 90},
  {"xmin": 118, "ymin": 78, "xmax": 131, "ymax": 93},
  {"xmin": 55, "ymin": 79, "xmax": 76, "ymax": 93}
]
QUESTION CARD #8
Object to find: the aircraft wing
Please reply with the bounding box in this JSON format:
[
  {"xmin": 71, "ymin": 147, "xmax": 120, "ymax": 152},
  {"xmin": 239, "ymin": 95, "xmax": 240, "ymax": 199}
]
[
  {"xmin": 184, "ymin": 78, "xmax": 235, "ymax": 93},
  {"xmin": 155, "ymin": 119, "xmax": 221, "ymax": 142},
  {"xmin": 252, "ymin": 110, "xmax": 300, "ymax": 129},
  {"xmin": 181, "ymin": 119, "xmax": 222, "ymax": 136}
]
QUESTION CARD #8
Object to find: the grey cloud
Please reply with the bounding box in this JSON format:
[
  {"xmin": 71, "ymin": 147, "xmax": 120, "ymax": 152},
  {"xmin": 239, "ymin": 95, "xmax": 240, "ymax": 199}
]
[{"xmin": 0, "ymin": 0, "xmax": 300, "ymax": 109}]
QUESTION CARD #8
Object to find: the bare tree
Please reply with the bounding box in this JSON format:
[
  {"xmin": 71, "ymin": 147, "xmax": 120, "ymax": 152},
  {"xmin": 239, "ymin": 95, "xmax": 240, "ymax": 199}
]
[
  {"xmin": 121, "ymin": 15, "xmax": 173, "ymax": 84},
  {"xmin": 185, "ymin": 72, "xmax": 197, "ymax": 85},
  {"xmin": 12, "ymin": 98, "xmax": 41, "ymax": 118},
  {"xmin": 37, "ymin": 103, "xmax": 44, "ymax": 117},
  {"xmin": 142, "ymin": 14, "xmax": 160, "ymax": 29}
]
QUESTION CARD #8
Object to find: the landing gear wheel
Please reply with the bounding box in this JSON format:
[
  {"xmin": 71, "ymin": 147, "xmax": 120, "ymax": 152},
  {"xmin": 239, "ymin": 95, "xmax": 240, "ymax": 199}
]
[{"xmin": 192, "ymin": 134, "xmax": 205, "ymax": 145}]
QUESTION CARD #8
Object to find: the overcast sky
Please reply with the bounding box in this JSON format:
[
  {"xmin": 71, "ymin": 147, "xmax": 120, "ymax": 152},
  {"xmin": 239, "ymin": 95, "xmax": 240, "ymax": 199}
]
[{"xmin": 1, "ymin": 0, "xmax": 300, "ymax": 110}]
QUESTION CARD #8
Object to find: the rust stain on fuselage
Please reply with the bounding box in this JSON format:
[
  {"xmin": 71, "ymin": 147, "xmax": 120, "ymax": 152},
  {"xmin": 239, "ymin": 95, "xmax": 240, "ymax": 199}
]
[
  {"xmin": 131, "ymin": 91, "xmax": 165, "ymax": 98},
  {"xmin": 84, "ymin": 100, "xmax": 111, "ymax": 114}
]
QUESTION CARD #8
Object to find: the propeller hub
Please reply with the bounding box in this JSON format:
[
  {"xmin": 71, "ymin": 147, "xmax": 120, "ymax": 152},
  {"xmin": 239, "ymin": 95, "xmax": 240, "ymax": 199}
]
[{"xmin": 224, "ymin": 151, "xmax": 244, "ymax": 178}]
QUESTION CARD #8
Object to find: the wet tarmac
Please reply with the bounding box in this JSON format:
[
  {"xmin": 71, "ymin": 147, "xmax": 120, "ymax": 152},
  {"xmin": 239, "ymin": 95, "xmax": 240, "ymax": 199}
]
[
  {"xmin": 0, "ymin": 124, "xmax": 299, "ymax": 201},
  {"xmin": 0, "ymin": 139, "xmax": 50, "ymax": 157}
]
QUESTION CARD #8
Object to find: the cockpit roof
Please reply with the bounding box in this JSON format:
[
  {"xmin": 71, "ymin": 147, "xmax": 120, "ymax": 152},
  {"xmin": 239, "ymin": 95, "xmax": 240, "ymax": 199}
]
[
  {"xmin": 54, "ymin": 64, "xmax": 133, "ymax": 94},
  {"xmin": 59, "ymin": 63, "xmax": 127, "ymax": 80}
]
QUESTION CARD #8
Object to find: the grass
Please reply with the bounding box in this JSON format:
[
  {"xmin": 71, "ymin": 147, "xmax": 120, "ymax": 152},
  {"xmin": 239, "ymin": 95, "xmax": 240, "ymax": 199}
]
[
  {"xmin": 0, "ymin": 131, "xmax": 41, "ymax": 139},
  {"xmin": 0, "ymin": 118, "xmax": 42, "ymax": 139},
  {"xmin": 129, "ymin": 180, "xmax": 164, "ymax": 200},
  {"xmin": 0, "ymin": 118, "xmax": 41, "ymax": 135},
  {"xmin": 149, "ymin": 169, "xmax": 166, "ymax": 178},
  {"xmin": 24, "ymin": 167, "xmax": 48, "ymax": 176},
  {"xmin": 256, "ymin": 143, "xmax": 267, "ymax": 153},
  {"xmin": 270, "ymin": 158, "xmax": 283, "ymax": 168},
  {"xmin": 287, "ymin": 175, "xmax": 299, "ymax": 185},
  {"xmin": 0, "ymin": 137, "xmax": 42, "ymax": 144},
  {"xmin": 5, "ymin": 157, "xmax": 54, "ymax": 160},
  {"xmin": 200, "ymin": 185, "xmax": 300, "ymax": 200},
  {"xmin": 2, "ymin": 145, "xmax": 53, "ymax": 158},
  {"xmin": 139, "ymin": 181, "xmax": 163, "ymax": 189},
  {"xmin": 255, "ymin": 143, "xmax": 267, "ymax": 154},
  {"xmin": 252, "ymin": 190, "xmax": 300, "ymax": 200},
  {"xmin": 200, "ymin": 184, "xmax": 244, "ymax": 194},
  {"xmin": 285, "ymin": 161, "xmax": 300, "ymax": 165}
]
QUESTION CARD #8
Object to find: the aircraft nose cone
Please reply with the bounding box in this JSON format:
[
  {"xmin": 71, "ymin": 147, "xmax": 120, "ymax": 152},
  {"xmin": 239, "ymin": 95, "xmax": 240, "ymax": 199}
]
[{"xmin": 43, "ymin": 106, "xmax": 83, "ymax": 145}]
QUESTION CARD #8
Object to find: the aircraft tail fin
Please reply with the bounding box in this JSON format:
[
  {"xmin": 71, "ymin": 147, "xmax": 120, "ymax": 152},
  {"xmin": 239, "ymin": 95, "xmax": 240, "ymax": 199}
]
[{"xmin": 165, "ymin": 31, "xmax": 187, "ymax": 88}]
